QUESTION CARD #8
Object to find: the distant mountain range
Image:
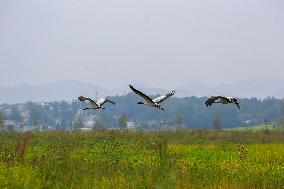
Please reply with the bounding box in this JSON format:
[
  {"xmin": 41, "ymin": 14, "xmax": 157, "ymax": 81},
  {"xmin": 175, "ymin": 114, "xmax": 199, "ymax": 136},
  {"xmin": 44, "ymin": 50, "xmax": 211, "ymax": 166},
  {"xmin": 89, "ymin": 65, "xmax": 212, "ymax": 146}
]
[
  {"xmin": 177, "ymin": 78, "xmax": 284, "ymax": 99},
  {"xmin": 1, "ymin": 78, "xmax": 284, "ymax": 104}
]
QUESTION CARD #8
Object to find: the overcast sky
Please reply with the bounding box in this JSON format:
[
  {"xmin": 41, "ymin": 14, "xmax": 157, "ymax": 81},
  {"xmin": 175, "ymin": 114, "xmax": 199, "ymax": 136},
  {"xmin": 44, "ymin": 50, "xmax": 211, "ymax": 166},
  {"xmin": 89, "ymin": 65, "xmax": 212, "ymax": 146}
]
[{"xmin": 0, "ymin": 0, "xmax": 284, "ymax": 88}]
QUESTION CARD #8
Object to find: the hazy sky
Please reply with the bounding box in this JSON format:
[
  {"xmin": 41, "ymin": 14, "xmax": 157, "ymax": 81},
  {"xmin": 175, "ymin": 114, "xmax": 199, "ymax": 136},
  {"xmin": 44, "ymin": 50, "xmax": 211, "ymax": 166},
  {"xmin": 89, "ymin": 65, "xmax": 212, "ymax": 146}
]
[{"xmin": 0, "ymin": 0, "xmax": 284, "ymax": 88}]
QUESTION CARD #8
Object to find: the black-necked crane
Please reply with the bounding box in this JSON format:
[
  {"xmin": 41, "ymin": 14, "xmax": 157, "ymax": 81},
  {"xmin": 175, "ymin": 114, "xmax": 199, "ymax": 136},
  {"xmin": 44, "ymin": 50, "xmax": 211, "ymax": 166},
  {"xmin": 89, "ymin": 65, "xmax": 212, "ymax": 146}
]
[
  {"xmin": 78, "ymin": 96, "xmax": 115, "ymax": 111},
  {"xmin": 205, "ymin": 96, "xmax": 240, "ymax": 109},
  {"xmin": 129, "ymin": 85, "xmax": 175, "ymax": 111}
]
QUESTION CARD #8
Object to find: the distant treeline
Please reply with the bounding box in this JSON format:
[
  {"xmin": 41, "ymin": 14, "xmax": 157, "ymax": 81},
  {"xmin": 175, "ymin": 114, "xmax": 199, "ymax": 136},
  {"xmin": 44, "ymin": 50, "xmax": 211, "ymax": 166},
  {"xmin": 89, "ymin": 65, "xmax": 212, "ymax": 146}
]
[{"xmin": 1, "ymin": 94, "xmax": 284, "ymax": 129}]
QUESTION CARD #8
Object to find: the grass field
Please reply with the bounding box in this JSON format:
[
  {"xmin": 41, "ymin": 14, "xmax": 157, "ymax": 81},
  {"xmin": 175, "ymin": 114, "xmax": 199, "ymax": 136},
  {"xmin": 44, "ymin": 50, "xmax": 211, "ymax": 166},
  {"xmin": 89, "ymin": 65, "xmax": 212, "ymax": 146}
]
[{"xmin": 0, "ymin": 130, "xmax": 283, "ymax": 189}]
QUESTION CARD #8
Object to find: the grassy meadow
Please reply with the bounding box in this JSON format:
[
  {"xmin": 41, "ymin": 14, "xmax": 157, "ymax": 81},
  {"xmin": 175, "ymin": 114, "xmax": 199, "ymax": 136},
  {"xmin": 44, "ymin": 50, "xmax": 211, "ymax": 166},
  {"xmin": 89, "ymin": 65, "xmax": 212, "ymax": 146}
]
[{"xmin": 0, "ymin": 130, "xmax": 284, "ymax": 189}]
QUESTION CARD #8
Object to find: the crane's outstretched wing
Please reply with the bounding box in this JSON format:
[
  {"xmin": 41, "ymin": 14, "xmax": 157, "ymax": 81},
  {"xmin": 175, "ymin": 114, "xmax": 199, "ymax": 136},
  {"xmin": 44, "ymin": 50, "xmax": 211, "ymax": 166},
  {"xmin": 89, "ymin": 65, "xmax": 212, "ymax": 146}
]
[
  {"xmin": 153, "ymin": 90, "xmax": 176, "ymax": 104},
  {"xmin": 129, "ymin": 85, "xmax": 155, "ymax": 105},
  {"xmin": 234, "ymin": 102, "xmax": 240, "ymax": 109},
  {"xmin": 97, "ymin": 98, "xmax": 116, "ymax": 106},
  {"xmin": 78, "ymin": 96, "xmax": 99, "ymax": 108},
  {"xmin": 205, "ymin": 96, "xmax": 223, "ymax": 107},
  {"xmin": 231, "ymin": 98, "xmax": 240, "ymax": 109}
]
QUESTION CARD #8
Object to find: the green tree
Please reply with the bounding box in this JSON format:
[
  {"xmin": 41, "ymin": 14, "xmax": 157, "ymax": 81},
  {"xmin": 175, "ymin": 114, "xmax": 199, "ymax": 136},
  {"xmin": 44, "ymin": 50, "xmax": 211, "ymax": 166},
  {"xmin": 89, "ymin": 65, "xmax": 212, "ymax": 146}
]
[
  {"xmin": 118, "ymin": 115, "xmax": 127, "ymax": 130},
  {"xmin": 73, "ymin": 115, "xmax": 84, "ymax": 131},
  {"xmin": 32, "ymin": 118, "xmax": 41, "ymax": 131},
  {"xmin": 176, "ymin": 115, "xmax": 184, "ymax": 130},
  {"xmin": 281, "ymin": 100, "xmax": 284, "ymax": 116},
  {"xmin": 33, "ymin": 118, "xmax": 39, "ymax": 126},
  {"xmin": 278, "ymin": 100, "xmax": 284, "ymax": 125},
  {"xmin": 11, "ymin": 108, "xmax": 22, "ymax": 122},
  {"xmin": 212, "ymin": 115, "xmax": 221, "ymax": 131},
  {"xmin": 93, "ymin": 117, "xmax": 107, "ymax": 131},
  {"xmin": 6, "ymin": 124, "xmax": 15, "ymax": 132},
  {"xmin": 0, "ymin": 111, "xmax": 4, "ymax": 129}
]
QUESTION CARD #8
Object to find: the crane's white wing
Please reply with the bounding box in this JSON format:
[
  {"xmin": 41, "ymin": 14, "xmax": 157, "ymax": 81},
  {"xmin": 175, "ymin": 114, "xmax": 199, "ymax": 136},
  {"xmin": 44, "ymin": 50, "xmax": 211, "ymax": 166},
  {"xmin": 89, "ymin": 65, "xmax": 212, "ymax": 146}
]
[
  {"xmin": 97, "ymin": 98, "xmax": 116, "ymax": 106},
  {"xmin": 153, "ymin": 90, "xmax": 175, "ymax": 104}
]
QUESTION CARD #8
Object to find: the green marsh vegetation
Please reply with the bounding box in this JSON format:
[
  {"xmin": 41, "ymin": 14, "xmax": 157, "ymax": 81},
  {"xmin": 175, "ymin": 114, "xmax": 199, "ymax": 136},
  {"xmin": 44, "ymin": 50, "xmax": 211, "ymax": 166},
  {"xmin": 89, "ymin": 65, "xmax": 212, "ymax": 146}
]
[{"xmin": 0, "ymin": 130, "xmax": 283, "ymax": 188}]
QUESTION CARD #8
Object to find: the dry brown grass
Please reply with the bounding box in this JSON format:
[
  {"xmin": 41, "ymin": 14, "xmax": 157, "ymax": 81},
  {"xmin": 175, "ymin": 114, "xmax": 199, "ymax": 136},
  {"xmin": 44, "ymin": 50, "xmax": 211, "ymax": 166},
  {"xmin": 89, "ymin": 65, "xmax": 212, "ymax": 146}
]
[{"xmin": 15, "ymin": 131, "xmax": 31, "ymax": 161}]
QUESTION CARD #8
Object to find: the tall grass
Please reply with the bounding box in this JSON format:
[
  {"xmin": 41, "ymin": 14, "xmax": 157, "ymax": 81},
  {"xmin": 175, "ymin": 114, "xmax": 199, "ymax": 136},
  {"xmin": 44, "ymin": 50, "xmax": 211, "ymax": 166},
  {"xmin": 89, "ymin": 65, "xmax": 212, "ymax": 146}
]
[{"xmin": 0, "ymin": 130, "xmax": 283, "ymax": 188}]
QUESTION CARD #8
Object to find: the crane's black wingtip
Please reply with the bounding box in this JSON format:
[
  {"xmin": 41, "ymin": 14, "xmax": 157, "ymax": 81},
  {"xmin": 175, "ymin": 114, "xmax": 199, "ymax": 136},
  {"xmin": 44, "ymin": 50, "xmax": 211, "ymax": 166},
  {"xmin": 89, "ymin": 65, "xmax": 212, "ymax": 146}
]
[
  {"xmin": 236, "ymin": 103, "xmax": 240, "ymax": 109},
  {"xmin": 129, "ymin": 85, "xmax": 135, "ymax": 90}
]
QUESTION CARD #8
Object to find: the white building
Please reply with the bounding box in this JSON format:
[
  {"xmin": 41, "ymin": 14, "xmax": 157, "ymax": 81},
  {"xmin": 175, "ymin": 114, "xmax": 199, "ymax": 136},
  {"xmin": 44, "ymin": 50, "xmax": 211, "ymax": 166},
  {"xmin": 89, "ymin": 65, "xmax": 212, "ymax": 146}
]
[
  {"xmin": 80, "ymin": 127, "xmax": 93, "ymax": 132},
  {"xmin": 126, "ymin": 121, "xmax": 136, "ymax": 131}
]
